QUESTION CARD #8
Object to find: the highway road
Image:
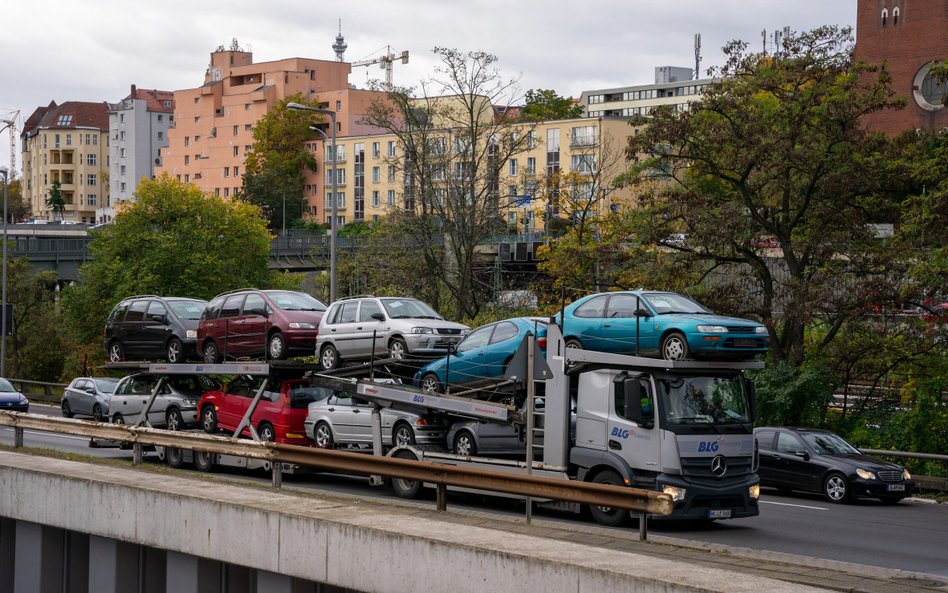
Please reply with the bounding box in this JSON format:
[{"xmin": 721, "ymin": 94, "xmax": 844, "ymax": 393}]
[{"xmin": 3, "ymin": 404, "xmax": 947, "ymax": 579}]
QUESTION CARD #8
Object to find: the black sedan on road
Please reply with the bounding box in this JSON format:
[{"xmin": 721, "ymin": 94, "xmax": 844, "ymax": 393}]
[
  {"xmin": 0, "ymin": 378, "xmax": 29, "ymax": 412},
  {"xmin": 755, "ymin": 427, "xmax": 915, "ymax": 504}
]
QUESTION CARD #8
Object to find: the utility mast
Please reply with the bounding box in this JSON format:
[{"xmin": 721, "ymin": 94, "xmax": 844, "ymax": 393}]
[
  {"xmin": 0, "ymin": 110, "xmax": 19, "ymax": 178},
  {"xmin": 694, "ymin": 33, "xmax": 702, "ymax": 79},
  {"xmin": 332, "ymin": 19, "xmax": 347, "ymax": 62},
  {"xmin": 352, "ymin": 46, "xmax": 409, "ymax": 86}
]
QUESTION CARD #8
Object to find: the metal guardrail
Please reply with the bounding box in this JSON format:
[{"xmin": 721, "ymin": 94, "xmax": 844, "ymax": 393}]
[
  {"xmin": 0, "ymin": 411, "xmax": 673, "ymax": 522},
  {"xmin": 7, "ymin": 379, "xmax": 67, "ymax": 402},
  {"xmin": 861, "ymin": 449, "xmax": 948, "ymax": 491}
]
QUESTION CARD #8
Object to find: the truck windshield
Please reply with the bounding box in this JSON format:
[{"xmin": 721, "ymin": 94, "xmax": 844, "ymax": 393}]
[{"xmin": 657, "ymin": 374, "xmax": 750, "ymax": 427}]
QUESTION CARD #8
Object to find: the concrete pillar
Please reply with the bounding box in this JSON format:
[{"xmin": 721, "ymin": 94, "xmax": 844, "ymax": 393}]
[
  {"xmin": 166, "ymin": 551, "xmax": 201, "ymax": 593},
  {"xmin": 89, "ymin": 535, "xmax": 140, "ymax": 593},
  {"xmin": 256, "ymin": 570, "xmax": 293, "ymax": 593},
  {"xmin": 0, "ymin": 517, "xmax": 16, "ymax": 592},
  {"xmin": 65, "ymin": 532, "xmax": 90, "ymax": 593},
  {"xmin": 13, "ymin": 521, "xmax": 64, "ymax": 593}
]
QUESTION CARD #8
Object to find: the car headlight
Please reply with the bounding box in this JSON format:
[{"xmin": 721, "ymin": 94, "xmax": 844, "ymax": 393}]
[
  {"xmin": 662, "ymin": 485, "xmax": 687, "ymax": 502},
  {"xmin": 856, "ymin": 468, "xmax": 876, "ymax": 480},
  {"xmin": 754, "ymin": 326, "xmax": 768, "ymax": 334},
  {"xmin": 186, "ymin": 330, "xmax": 197, "ymax": 339},
  {"xmin": 459, "ymin": 328, "xmax": 470, "ymax": 335},
  {"xmin": 903, "ymin": 469, "xmax": 912, "ymax": 480},
  {"xmin": 18, "ymin": 395, "xmax": 28, "ymax": 404},
  {"xmin": 749, "ymin": 484, "xmax": 760, "ymax": 499},
  {"xmin": 411, "ymin": 327, "xmax": 434, "ymax": 334},
  {"xmin": 696, "ymin": 325, "xmax": 727, "ymax": 333},
  {"xmin": 184, "ymin": 398, "xmax": 199, "ymax": 406},
  {"xmin": 289, "ymin": 322, "xmax": 317, "ymax": 329}
]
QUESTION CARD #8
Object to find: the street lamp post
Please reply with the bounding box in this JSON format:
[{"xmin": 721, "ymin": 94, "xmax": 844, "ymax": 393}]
[
  {"xmin": 0, "ymin": 166, "xmax": 8, "ymax": 377},
  {"xmin": 287, "ymin": 102, "xmax": 337, "ymax": 303}
]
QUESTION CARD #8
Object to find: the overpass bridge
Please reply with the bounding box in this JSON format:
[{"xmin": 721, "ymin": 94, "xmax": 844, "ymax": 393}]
[{"xmin": 1, "ymin": 450, "xmax": 934, "ymax": 593}]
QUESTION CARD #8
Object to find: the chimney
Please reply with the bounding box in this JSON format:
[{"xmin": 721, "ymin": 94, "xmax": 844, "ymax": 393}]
[{"xmin": 130, "ymin": 84, "xmax": 137, "ymax": 96}]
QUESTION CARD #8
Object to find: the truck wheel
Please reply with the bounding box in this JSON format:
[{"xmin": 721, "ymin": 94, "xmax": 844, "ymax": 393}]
[
  {"xmin": 588, "ymin": 470, "xmax": 630, "ymax": 526},
  {"xmin": 165, "ymin": 446, "xmax": 183, "ymax": 468},
  {"xmin": 194, "ymin": 451, "xmax": 215, "ymax": 473},
  {"xmin": 390, "ymin": 449, "xmax": 421, "ymax": 499}
]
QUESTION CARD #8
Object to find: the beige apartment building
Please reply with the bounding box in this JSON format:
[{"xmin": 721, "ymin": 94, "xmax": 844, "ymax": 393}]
[
  {"xmin": 156, "ymin": 43, "xmax": 388, "ymax": 214},
  {"xmin": 20, "ymin": 101, "xmax": 111, "ymax": 223}
]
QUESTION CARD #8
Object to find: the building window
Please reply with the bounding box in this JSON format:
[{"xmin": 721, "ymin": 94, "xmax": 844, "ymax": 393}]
[
  {"xmin": 121, "ymin": 183, "xmax": 126, "ymax": 192},
  {"xmin": 387, "ymin": 141, "xmax": 396, "ymax": 156},
  {"xmin": 387, "ymin": 165, "xmax": 396, "ymax": 182},
  {"xmin": 245, "ymin": 103, "xmax": 252, "ymax": 110},
  {"xmin": 526, "ymin": 157, "xmax": 536, "ymax": 175},
  {"xmin": 372, "ymin": 190, "xmax": 380, "ymax": 207},
  {"xmin": 184, "ymin": 155, "xmax": 190, "ymax": 165},
  {"xmin": 233, "ymin": 125, "xmax": 239, "ymax": 136},
  {"xmin": 120, "ymin": 165, "xmax": 126, "ymax": 175},
  {"xmin": 88, "ymin": 194, "xmax": 96, "ymax": 206},
  {"xmin": 184, "ymin": 137, "xmax": 190, "ymax": 146},
  {"xmin": 234, "ymin": 146, "xmax": 239, "ymax": 156},
  {"xmin": 914, "ymin": 63, "xmax": 948, "ymax": 110},
  {"xmin": 215, "ymin": 188, "xmax": 220, "ymax": 196},
  {"xmin": 224, "ymin": 167, "xmax": 230, "ymax": 178},
  {"xmin": 224, "ymin": 187, "xmax": 229, "ymax": 197},
  {"xmin": 88, "ymin": 174, "xmax": 97, "ymax": 186},
  {"xmin": 387, "ymin": 190, "xmax": 395, "ymax": 206},
  {"xmin": 571, "ymin": 125, "xmax": 596, "ymax": 147},
  {"xmin": 56, "ymin": 114, "xmax": 73, "ymax": 126},
  {"xmin": 881, "ymin": 8, "xmax": 888, "ymax": 25},
  {"xmin": 336, "ymin": 100, "xmax": 342, "ymax": 111},
  {"xmin": 87, "ymin": 154, "xmax": 96, "ymax": 166},
  {"xmin": 571, "ymin": 153, "xmax": 596, "ymax": 174},
  {"xmin": 194, "ymin": 116, "xmax": 200, "ymax": 123},
  {"xmin": 372, "ymin": 142, "xmax": 380, "ymax": 158},
  {"xmin": 527, "ymin": 131, "xmax": 537, "ymax": 149},
  {"xmin": 509, "ymin": 159, "xmax": 518, "ymax": 176},
  {"xmin": 245, "ymin": 124, "xmax": 252, "ymax": 131},
  {"xmin": 66, "ymin": 134, "xmax": 72, "ymax": 146},
  {"xmin": 234, "ymin": 166, "xmax": 239, "ymax": 176},
  {"xmin": 185, "ymin": 174, "xmax": 190, "ymax": 183},
  {"xmin": 372, "ymin": 167, "xmax": 380, "ymax": 183},
  {"xmin": 893, "ymin": 6, "xmax": 900, "ymax": 24},
  {"xmin": 157, "ymin": 131, "xmax": 163, "ymax": 139},
  {"xmin": 157, "ymin": 114, "xmax": 163, "ymax": 122}
]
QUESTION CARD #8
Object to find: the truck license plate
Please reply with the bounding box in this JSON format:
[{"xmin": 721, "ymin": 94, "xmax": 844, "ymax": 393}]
[
  {"xmin": 887, "ymin": 484, "xmax": 905, "ymax": 491},
  {"xmin": 708, "ymin": 509, "xmax": 732, "ymax": 519}
]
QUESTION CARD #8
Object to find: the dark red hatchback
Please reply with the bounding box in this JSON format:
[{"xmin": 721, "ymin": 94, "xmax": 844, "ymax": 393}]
[{"xmin": 197, "ymin": 289, "xmax": 327, "ymax": 362}]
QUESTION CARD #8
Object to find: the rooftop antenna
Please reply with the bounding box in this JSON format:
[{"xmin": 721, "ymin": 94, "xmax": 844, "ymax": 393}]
[
  {"xmin": 694, "ymin": 33, "xmax": 702, "ymax": 79},
  {"xmin": 332, "ymin": 19, "xmax": 347, "ymax": 62},
  {"xmin": 761, "ymin": 29, "xmax": 768, "ymax": 54}
]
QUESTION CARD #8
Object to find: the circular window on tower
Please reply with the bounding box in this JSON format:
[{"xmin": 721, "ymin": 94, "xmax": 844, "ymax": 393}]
[{"xmin": 913, "ymin": 62, "xmax": 947, "ymax": 112}]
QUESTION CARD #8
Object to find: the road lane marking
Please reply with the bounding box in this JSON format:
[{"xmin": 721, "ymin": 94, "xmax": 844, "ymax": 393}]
[{"xmin": 761, "ymin": 500, "xmax": 828, "ymax": 511}]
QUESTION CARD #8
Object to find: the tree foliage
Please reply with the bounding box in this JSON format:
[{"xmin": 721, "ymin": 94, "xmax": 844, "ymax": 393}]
[
  {"xmin": 241, "ymin": 94, "xmax": 320, "ymax": 229},
  {"xmin": 45, "ymin": 180, "xmax": 64, "ymax": 221},
  {"xmin": 618, "ymin": 26, "xmax": 906, "ymax": 366},
  {"xmin": 361, "ymin": 47, "xmax": 537, "ymax": 319},
  {"xmin": 3, "ymin": 259, "xmax": 66, "ymax": 382},
  {"xmin": 62, "ymin": 174, "xmax": 278, "ymax": 342},
  {"xmin": 521, "ymin": 89, "xmax": 584, "ymax": 121},
  {"xmin": 4, "ymin": 178, "xmax": 30, "ymax": 222}
]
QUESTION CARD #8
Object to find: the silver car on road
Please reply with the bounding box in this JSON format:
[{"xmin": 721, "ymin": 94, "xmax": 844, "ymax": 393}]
[{"xmin": 304, "ymin": 389, "xmax": 448, "ymax": 448}]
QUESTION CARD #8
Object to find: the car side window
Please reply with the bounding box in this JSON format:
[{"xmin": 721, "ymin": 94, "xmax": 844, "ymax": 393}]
[
  {"xmin": 457, "ymin": 325, "xmax": 493, "ymax": 352},
  {"xmin": 574, "ymin": 295, "xmax": 608, "ymax": 318},
  {"xmin": 606, "ymin": 294, "xmax": 641, "ymax": 318},
  {"xmin": 490, "ymin": 322, "xmax": 519, "ymax": 344},
  {"xmin": 74, "ymin": 379, "xmax": 88, "ymax": 390},
  {"xmin": 202, "ymin": 297, "xmax": 223, "ymax": 320},
  {"xmin": 109, "ymin": 301, "xmax": 130, "ymax": 323},
  {"xmin": 755, "ymin": 430, "xmax": 776, "ymax": 451},
  {"xmin": 220, "ymin": 295, "xmax": 245, "ymax": 318},
  {"xmin": 243, "ymin": 294, "xmax": 267, "ymax": 316},
  {"xmin": 146, "ymin": 301, "xmax": 169, "ymax": 323},
  {"xmin": 776, "ymin": 432, "xmax": 806, "ymax": 455},
  {"xmin": 227, "ymin": 376, "xmax": 255, "ymax": 398},
  {"xmin": 338, "ymin": 302, "xmax": 358, "ymax": 323},
  {"xmin": 124, "ymin": 300, "xmax": 148, "ymax": 322},
  {"xmin": 359, "ymin": 300, "xmax": 383, "ymax": 322}
]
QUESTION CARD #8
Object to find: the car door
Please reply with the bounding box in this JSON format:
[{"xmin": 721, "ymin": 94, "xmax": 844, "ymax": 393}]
[
  {"xmin": 599, "ymin": 294, "xmax": 656, "ymax": 355},
  {"xmin": 70, "ymin": 379, "xmax": 91, "ymax": 415},
  {"xmin": 217, "ymin": 294, "xmax": 246, "ymax": 357},
  {"xmin": 218, "ymin": 376, "xmax": 256, "ymax": 432},
  {"xmin": 774, "ymin": 431, "xmax": 816, "ymax": 491},
  {"xmin": 446, "ymin": 325, "xmax": 494, "ymax": 387},
  {"xmin": 121, "ymin": 300, "xmax": 150, "ymax": 357},
  {"xmin": 355, "ymin": 300, "xmax": 385, "ymax": 358},
  {"xmin": 238, "ymin": 293, "xmax": 269, "ymax": 357},
  {"xmin": 754, "ymin": 429, "xmax": 779, "ymax": 485},
  {"xmin": 143, "ymin": 300, "xmax": 173, "ymax": 359},
  {"xmin": 568, "ymin": 295, "xmax": 609, "ymax": 351},
  {"xmin": 322, "ymin": 393, "xmax": 367, "ymax": 443},
  {"xmin": 484, "ymin": 321, "xmax": 520, "ymax": 380}
]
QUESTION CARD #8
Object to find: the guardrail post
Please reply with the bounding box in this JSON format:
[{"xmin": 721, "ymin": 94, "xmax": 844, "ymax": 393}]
[
  {"xmin": 638, "ymin": 512, "xmax": 648, "ymax": 541},
  {"xmin": 272, "ymin": 462, "xmax": 283, "ymax": 489},
  {"xmin": 132, "ymin": 443, "xmax": 143, "ymax": 465},
  {"xmin": 13, "ymin": 427, "xmax": 23, "ymax": 448},
  {"xmin": 436, "ymin": 484, "xmax": 447, "ymax": 512}
]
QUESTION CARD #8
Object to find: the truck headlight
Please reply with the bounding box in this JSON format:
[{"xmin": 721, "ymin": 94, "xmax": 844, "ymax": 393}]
[
  {"xmin": 186, "ymin": 330, "xmax": 197, "ymax": 339},
  {"xmin": 289, "ymin": 322, "xmax": 317, "ymax": 329},
  {"xmin": 696, "ymin": 325, "xmax": 727, "ymax": 333},
  {"xmin": 749, "ymin": 484, "xmax": 760, "ymax": 499},
  {"xmin": 662, "ymin": 485, "xmax": 687, "ymax": 502},
  {"xmin": 411, "ymin": 327, "xmax": 434, "ymax": 334},
  {"xmin": 856, "ymin": 468, "xmax": 876, "ymax": 480}
]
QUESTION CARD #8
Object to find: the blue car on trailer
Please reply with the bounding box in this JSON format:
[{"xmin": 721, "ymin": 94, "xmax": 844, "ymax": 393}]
[{"xmin": 557, "ymin": 291, "xmax": 769, "ymax": 361}]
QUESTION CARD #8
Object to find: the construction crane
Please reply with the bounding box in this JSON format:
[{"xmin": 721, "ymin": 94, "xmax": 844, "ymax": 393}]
[
  {"xmin": 0, "ymin": 110, "xmax": 18, "ymax": 178},
  {"xmin": 352, "ymin": 46, "xmax": 409, "ymax": 86}
]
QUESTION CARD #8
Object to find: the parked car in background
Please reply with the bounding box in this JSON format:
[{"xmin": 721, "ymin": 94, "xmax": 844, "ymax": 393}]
[
  {"xmin": 0, "ymin": 378, "xmax": 29, "ymax": 413},
  {"xmin": 315, "ymin": 296, "xmax": 469, "ymax": 370},
  {"xmin": 414, "ymin": 317, "xmax": 548, "ymax": 394},
  {"xmin": 108, "ymin": 373, "xmax": 218, "ymax": 429},
  {"xmin": 304, "ymin": 389, "xmax": 448, "ymax": 449},
  {"xmin": 198, "ymin": 289, "xmax": 327, "ymax": 362},
  {"xmin": 755, "ymin": 427, "xmax": 915, "ymax": 504},
  {"xmin": 103, "ymin": 295, "xmax": 207, "ymax": 363},
  {"xmin": 199, "ymin": 376, "xmax": 334, "ymax": 445},
  {"xmin": 61, "ymin": 377, "xmax": 120, "ymax": 421},
  {"xmin": 558, "ymin": 291, "xmax": 769, "ymax": 361}
]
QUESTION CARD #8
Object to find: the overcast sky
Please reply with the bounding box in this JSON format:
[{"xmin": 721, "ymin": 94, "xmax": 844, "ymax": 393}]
[{"xmin": 0, "ymin": 0, "xmax": 857, "ymax": 178}]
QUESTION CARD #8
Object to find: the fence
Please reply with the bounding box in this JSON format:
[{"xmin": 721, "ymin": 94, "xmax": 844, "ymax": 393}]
[
  {"xmin": 7, "ymin": 379, "xmax": 67, "ymax": 404},
  {"xmin": 861, "ymin": 449, "xmax": 948, "ymax": 491}
]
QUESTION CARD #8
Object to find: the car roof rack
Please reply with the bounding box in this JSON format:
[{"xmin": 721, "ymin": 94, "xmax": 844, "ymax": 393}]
[
  {"xmin": 211, "ymin": 288, "xmax": 260, "ymax": 298},
  {"xmin": 335, "ymin": 294, "xmax": 376, "ymax": 301}
]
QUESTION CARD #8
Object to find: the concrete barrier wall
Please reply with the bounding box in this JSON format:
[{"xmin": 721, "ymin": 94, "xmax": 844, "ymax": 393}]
[{"xmin": 0, "ymin": 452, "xmax": 831, "ymax": 593}]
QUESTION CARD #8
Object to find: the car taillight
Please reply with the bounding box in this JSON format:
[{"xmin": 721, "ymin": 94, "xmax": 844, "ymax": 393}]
[
  {"xmin": 537, "ymin": 336, "xmax": 547, "ymax": 349},
  {"xmin": 415, "ymin": 418, "xmax": 429, "ymax": 426}
]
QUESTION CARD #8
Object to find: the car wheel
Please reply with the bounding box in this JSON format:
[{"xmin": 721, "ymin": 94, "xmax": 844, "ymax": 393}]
[
  {"xmin": 390, "ymin": 449, "xmax": 421, "ymax": 499},
  {"xmin": 108, "ymin": 341, "xmax": 125, "ymax": 363},
  {"xmin": 193, "ymin": 451, "xmax": 215, "ymax": 473},
  {"xmin": 203, "ymin": 341, "xmax": 222, "ymax": 364},
  {"xmin": 588, "ymin": 470, "xmax": 630, "ymax": 526},
  {"xmin": 393, "ymin": 423, "xmax": 416, "ymax": 447},
  {"xmin": 268, "ymin": 332, "xmax": 286, "ymax": 360},
  {"xmin": 166, "ymin": 338, "xmax": 184, "ymax": 363},
  {"xmin": 420, "ymin": 373, "xmax": 441, "ymax": 394},
  {"xmin": 91, "ymin": 404, "xmax": 103, "ymax": 423},
  {"xmin": 201, "ymin": 406, "xmax": 218, "ymax": 433},
  {"xmin": 661, "ymin": 332, "xmax": 690, "ymax": 361},
  {"xmin": 166, "ymin": 408, "xmax": 184, "ymax": 432},
  {"xmin": 389, "ymin": 338, "xmax": 408, "ymax": 360},
  {"xmin": 453, "ymin": 431, "xmax": 477, "ymax": 456},
  {"xmin": 823, "ymin": 472, "xmax": 850, "ymax": 503},
  {"xmin": 320, "ymin": 345, "xmax": 339, "ymax": 370},
  {"xmin": 112, "ymin": 413, "xmax": 125, "ymax": 425},
  {"xmin": 565, "ymin": 338, "xmax": 583, "ymax": 367},
  {"xmin": 61, "ymin": 400, "xmax": 74, "ymax": 418},
  {"xmin": 258, "ymin": 422, "xmax": 275, "ymax": 442},
  {"xmin": 313, "ymin": 422, "xmax": 334, "ymax": 449}
]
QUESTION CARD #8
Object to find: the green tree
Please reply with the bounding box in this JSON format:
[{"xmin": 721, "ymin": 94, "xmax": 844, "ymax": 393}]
[
  {"xmin": 5, "ymin": 178, "xmax": 30, "ymax": 222},
  {"xmin": 241, "ymin": 94, "xmax": 320, "ymax": 230},
  {"xmin": 2, "ymin": 259, "xmax": 66, "ymax": 382},
  {"xmin": 62, "ymin": 174, "xmax": 278, "ymax": 343},
  {"xmin": 520, "ymin": 89, "xmax": 584, "ymax": 121},
  {"xmin": 619, "ymin": 26, "xmax": 905, "ymax": 366},
  {"xmin": 45, "ymin": 180, "xmax": 65, "ymax": 221},
  {"xmin": 362, "ymin": 48, "xmax": 538, "ymax": 319}
]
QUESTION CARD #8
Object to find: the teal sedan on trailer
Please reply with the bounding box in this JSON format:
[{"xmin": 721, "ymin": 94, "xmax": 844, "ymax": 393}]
[{"xmin": 558, "ymin": 291, "xmax": 769, "ymax": 361}]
